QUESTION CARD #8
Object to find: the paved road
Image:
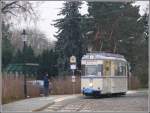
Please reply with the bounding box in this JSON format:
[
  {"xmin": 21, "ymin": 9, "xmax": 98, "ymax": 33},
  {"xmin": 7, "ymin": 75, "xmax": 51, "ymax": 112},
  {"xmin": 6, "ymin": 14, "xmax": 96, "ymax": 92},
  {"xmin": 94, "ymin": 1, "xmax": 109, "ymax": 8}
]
[
  {"xmin": 43, "ymin": 90, "xmax": 148, "ymax": 112},
  {"xmin": 2, "ymin": 95, "xmax": 78, "ymax": 112}
]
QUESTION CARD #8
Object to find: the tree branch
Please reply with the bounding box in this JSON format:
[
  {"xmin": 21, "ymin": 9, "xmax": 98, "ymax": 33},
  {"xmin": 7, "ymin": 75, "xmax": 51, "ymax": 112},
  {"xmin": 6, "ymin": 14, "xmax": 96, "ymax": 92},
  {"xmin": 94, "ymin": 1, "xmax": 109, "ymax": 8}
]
[
  {"xmin": 2, "ymin": 1, "xmax": 18, "ymax": 13},
  {"xmin": 4, "ymin": 10, "xmax": 17, "ymax": 16}
]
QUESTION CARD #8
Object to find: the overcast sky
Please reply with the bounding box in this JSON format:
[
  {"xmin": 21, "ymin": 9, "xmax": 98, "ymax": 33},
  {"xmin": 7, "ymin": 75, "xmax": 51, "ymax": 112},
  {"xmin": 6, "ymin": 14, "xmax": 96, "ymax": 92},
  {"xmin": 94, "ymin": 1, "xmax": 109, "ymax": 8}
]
[
  {"xmin": 18, "ymin": 1, "xmax": 149, "ymax": 42},
  {"xmin": 35, "ymin": 1, "xmax": 88, "ymax": 42}
]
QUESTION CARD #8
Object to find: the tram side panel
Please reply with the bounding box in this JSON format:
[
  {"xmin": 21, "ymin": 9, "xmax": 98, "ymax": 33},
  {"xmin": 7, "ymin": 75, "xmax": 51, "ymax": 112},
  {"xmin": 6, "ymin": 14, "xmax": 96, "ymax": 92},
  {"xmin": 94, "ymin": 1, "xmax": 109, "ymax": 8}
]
[
  {"xmin": 110, "ymin": 61, "xmax": 128, "ymax": 93},
  {"xmin": 110, "ymin": 77, "xmax": 128, "ymax": 93}
]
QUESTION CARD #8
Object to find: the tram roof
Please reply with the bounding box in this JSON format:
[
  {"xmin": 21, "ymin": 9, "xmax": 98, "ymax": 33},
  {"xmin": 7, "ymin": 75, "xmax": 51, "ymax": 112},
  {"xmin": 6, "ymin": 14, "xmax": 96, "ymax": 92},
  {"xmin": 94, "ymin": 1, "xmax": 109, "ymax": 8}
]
[{"xmin": 82, "ymin": 52, "xmax": 126, "ymax": 61}]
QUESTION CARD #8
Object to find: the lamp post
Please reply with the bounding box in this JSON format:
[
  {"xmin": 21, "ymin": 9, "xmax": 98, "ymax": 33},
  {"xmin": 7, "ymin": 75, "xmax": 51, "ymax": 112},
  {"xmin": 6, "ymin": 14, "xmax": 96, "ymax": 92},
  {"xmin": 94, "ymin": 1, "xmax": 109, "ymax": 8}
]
[{"xmin": 21, "ymin": 29, "xmax": 27, "ymax": 98}]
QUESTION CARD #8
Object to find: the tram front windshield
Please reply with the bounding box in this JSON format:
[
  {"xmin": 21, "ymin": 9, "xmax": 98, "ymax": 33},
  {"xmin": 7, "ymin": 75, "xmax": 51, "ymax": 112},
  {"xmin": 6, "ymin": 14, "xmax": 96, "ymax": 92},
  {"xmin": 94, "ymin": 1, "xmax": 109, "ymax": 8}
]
[{"xmin": 85, "ymin": 65, "xmax": 97, "ymax": 76}]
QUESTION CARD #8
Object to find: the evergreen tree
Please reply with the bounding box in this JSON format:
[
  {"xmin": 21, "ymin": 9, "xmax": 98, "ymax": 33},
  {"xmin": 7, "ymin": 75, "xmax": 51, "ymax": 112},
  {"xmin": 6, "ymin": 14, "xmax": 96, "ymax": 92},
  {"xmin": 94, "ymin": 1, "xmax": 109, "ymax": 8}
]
[
  {"xmin": 23, "ymin": 45, "xmax": 36, "ymax": 63},
  {"xmin": 12, "ymin": 49, "xmax": 23, "ymax": 63},
  {"xmin": 133, "ymin": 13, "xmax": 149, "ymax": 87},
  {"xmin": 12, "ymin": 46, "xmax": 36, "ymax": 63},
  {"xmin": 86, "ymin": 2, "xmax": 148, "ymax": 87},
  {"xmin": 38, "ymin": 49, "xmax": 58, "ymax": 78},
  {"xmin": 54, "ymin": 1, "xmax": 85, "ymax": 75},
  {"xmin": 2, "ymin": 21, "xmax": 14, "ymax": 69},
  {"xmin": 87, "ymin": 2, "xmax": 142, "ymax": 52},
  {"xmin": 2, "ymin": 21, "xmax": 37, "ymax": 69}
]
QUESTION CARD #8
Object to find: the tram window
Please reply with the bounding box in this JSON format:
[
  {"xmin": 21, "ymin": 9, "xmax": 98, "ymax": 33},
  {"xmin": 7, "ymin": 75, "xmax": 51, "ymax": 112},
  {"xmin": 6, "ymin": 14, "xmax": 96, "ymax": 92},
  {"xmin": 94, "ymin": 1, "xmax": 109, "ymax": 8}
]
[
  {"xmin": 115, "ymin": 62, "xmax": 126, "ymax": 76},
  {"xmin": 85, "ymin": 65, "xmax": 97, "ymax": 76},
  {"xmin": 97, "ymin": 64, "xmax": 103, "ymax": 76}
]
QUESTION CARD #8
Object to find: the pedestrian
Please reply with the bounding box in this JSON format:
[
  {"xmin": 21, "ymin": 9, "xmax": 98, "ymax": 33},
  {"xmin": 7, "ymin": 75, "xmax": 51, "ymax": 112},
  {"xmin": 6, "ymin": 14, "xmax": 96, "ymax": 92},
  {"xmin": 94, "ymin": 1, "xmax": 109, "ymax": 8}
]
[{"xmin": 43, "ymin": 72, "xmax": 49, "ymax": 96}]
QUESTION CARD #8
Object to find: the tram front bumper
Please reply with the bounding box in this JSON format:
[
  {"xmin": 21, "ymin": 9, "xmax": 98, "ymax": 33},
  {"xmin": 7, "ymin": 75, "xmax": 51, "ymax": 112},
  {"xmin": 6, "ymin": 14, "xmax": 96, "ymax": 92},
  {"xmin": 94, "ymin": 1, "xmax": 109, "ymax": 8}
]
[{"xmin": 82, "ymin": 88, "xmax": 101, "ymax": 96}]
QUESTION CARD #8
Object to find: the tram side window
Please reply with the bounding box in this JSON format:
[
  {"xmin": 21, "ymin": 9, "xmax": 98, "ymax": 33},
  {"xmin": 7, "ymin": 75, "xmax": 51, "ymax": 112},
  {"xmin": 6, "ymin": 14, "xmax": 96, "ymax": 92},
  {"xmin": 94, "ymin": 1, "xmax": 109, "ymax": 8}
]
[
  {"xmin": 115, "ymin": 62, "xmax": 126, "ymax": 76},
  {"xmin": 97, "ymin": 64, "xmax": 103, "ymax": 76}
]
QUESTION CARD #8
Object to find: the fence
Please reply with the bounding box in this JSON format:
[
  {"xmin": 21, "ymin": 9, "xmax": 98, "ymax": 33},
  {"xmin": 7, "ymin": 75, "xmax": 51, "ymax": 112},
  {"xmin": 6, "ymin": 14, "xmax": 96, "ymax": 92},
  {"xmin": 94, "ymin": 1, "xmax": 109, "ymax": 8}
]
[
  {"xmin": 128, "ymin": 75, "xmax": 141, "ymax": 90},
  {"xmin": 2, "ymin": 74, "xmax": 25, "ymax": 104},
  {"xmin": 2, "ymin": 72, "xmax": 141, "ymax": 104},
  {"xmin": 50, "ymin": 75, "xmax": 81, "ymax": 95},
  {"xmin": 2, "ymin": 73, "xmax": 41, "ymax": 104},
  {"xmin": 2, "ymin": 73, "xmax": 81, "ymax": 104}
]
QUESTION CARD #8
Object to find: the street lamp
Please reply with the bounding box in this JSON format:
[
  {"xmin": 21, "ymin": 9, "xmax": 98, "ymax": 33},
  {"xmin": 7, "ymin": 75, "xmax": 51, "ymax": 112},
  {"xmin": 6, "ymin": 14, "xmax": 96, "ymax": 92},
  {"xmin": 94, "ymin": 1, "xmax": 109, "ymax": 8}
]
[
  {"xmin": 21, "ymin": 29, "xmax": 27, "ymax": 98},
  {"xmin": 22, "ymin": 29, "xmax": 27, "ymax": 50}
]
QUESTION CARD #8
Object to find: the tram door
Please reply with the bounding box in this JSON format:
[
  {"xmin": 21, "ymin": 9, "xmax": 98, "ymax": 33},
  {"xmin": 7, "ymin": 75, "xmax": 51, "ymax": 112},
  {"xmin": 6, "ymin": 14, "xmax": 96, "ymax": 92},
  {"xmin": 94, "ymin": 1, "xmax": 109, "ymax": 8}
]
[{"xmin": 103, "ymin": 60, "xmax": 111, "ymax": 93}]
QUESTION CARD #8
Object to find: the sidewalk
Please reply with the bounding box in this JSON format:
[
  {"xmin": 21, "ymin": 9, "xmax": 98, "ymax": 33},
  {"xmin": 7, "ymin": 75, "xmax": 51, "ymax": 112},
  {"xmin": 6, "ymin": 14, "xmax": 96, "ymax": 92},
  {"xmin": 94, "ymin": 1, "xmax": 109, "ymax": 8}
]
[
  {"xmin": 2, "ymin": 94, "xmax": 80, "ymax": 112},
  {"xmin": 127, "ymin": 89, "xmax": 148, "ymax": 94}
]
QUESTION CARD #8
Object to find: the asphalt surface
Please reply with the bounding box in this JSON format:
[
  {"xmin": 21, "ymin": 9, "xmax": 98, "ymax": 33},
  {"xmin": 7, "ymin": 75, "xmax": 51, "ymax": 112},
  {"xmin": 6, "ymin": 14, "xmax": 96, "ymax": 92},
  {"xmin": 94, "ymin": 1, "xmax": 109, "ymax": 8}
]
[
  {"xmin": 43, "ymin": 90, "xmax": 148, "ymax": 112},
  {"xmin": 2, "ymin": 95, "xmax": 78, "ymax": 112}
]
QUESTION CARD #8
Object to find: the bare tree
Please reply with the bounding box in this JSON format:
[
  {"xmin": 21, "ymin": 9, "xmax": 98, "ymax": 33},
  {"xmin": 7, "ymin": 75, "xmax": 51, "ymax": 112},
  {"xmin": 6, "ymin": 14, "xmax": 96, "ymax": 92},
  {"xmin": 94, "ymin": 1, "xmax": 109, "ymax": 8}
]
[
  {"xmin": 1, "ymin": 1, "xmax": 40, "ymax": 24},
  {"xmin": 10, "ymin": 28, "xmax": 53, "ymax": 55}
]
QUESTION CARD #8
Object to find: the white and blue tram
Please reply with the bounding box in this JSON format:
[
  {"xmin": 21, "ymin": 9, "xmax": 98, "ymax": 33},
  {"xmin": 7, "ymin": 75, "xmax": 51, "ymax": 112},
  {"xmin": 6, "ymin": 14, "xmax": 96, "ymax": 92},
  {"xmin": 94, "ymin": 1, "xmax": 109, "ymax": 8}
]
[{"xmin": 81, "ymin": 52, "xmax": 129, "ymax": 96}]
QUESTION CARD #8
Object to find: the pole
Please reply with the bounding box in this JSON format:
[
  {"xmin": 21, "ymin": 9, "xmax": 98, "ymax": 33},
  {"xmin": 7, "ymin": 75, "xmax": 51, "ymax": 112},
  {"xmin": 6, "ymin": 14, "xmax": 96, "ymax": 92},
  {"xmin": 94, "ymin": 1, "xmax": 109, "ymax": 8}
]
[
  {"xmin": 72, "ymin": 69, "xmax": 75, "ymax": 95},
  {"xmin": 24, "ymin": 74, "xmax": 27, "ymax": 98},
  {"xmin": 23, "ymin": 41, "xmax": 27, "ymax": 98},
  {"xmin": 0, "ymin": 4, "xmax": 2, "ymax": 112}
]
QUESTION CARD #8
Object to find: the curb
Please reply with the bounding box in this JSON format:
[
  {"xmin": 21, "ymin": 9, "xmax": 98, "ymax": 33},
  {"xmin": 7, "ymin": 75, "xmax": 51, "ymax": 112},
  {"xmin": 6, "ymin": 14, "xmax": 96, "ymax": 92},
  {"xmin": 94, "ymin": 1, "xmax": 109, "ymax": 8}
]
[{"xmin": 32, "ymin": 101, "xmax": 55, "ymax": 112}]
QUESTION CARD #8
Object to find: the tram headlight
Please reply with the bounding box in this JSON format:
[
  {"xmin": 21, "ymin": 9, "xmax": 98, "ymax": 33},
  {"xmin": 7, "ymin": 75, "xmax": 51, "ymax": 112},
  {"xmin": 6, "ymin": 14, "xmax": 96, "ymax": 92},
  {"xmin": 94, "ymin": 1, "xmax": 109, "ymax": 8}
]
[{"xmin": 89, "ymin": 83, "xmax": 93, "ymax": 87}]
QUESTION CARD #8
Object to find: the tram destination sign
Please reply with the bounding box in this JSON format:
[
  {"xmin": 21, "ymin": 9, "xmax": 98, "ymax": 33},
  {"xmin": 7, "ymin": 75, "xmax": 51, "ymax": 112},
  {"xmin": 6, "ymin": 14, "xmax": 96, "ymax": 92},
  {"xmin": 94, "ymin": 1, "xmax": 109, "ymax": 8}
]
[{"xmin": 81, "ymin": 60, "xmax": 103, "ymax": 65}]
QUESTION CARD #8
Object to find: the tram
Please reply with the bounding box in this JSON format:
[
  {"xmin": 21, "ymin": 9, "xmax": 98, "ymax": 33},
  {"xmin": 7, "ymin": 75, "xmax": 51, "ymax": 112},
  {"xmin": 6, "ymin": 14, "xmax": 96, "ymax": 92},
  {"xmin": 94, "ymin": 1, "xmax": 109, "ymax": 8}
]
[{"xmin": 81, "ymin": 52, "xmax": 129, "ymax": 96}]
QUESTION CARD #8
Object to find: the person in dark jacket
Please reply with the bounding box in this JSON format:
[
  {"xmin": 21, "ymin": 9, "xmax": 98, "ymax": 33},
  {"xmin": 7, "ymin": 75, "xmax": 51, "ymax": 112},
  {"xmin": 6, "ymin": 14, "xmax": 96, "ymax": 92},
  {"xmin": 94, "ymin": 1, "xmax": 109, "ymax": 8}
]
[{"xmin": 43, "ymin": 73, "xmax": 49, "ymax": 96}]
